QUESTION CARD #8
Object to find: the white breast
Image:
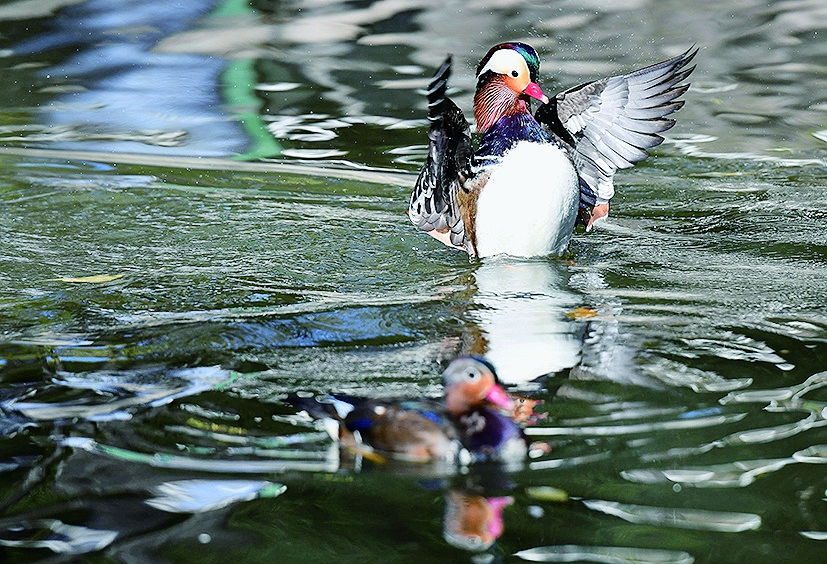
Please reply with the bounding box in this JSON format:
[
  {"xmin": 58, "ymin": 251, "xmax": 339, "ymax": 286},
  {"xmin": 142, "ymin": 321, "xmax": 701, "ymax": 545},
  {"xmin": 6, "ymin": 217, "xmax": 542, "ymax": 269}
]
[{"xmin": 474, "ymin": 141, "xmax": 579, "ymax": 258}]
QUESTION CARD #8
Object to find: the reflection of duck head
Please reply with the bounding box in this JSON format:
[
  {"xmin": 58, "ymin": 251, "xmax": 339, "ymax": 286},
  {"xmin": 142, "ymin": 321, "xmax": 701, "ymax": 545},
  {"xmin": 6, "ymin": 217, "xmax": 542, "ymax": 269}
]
[{"xmin": 443, "ymin": 489, "xmax": 513, "ymax": 551}]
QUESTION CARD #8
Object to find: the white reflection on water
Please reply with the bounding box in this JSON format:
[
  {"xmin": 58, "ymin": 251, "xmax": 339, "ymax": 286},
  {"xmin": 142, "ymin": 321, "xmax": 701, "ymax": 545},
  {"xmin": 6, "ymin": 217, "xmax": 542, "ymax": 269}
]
[
  {"xmin": 146, "ymin": 479, "xmax": 286, "ymax": 514},
  {"xmin": 469, "ymin": 258, "xmax": 581, "ymax": 387},
  {"xmin": 4, "ymin": 366, "xmax": 233, "ymax": 422},
  {"xmin": 793, "ymin": 444, "xmax": 827, "ymax": 463},
  {"xmin": 683, "ymin": 331, "xmax": 794, "ymax": 369},
  {"xmin": 721, "ymin": 370, "xmax": 827, "ymax": 405},
  {"xmin": 582, "ymin": 499, "xmax": 761, "ymax": 532},
  {"xmin": 623, "ymin": 458, "xmax": 796, "ymax": 489},
  {"xmin": 515, "ymin": 544, "xmax": 694, "ymax": 564},
  {"xmin": 623, "ymin": 371, "xmax": 827, "ymax": 488},
  {"xmin": 670, "ymin": 134, "xmax": 827, "ymax": 168},
  {"xmin": 639, "ymin": 357, "xmax": 753, "ymax": 393},
  {"xmin": 524, "ymin": 412, "xmax": 747, "ymax": 437},
  {"xmin": 61, "ymin": 436, "xmax": 341, "ymax": 474},
  {"xmin": 0, "ymin": 519, "xmax": 117, "ymax": 554}
]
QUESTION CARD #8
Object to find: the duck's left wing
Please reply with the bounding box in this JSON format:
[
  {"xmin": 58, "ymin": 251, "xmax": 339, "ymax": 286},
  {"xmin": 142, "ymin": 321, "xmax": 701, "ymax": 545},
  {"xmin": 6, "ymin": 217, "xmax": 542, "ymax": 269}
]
[
  {"xmin": 535, "ymin": 47, "xmax": 697, "ymax": 228},
  {"xmin": 408, "ymin": 56, "xmax": 474, "ymax": 250}
]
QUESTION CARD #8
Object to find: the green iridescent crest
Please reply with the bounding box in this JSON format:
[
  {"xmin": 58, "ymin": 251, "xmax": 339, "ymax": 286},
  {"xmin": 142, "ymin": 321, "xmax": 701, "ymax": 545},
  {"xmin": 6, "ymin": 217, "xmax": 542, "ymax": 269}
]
[
  {"xmin": 476, "ymin": 42, "xmax": 541, "ymax": 83},
  {"xmin": 508, "ymin": 43, "xmax": 541, "ymax": 82}
]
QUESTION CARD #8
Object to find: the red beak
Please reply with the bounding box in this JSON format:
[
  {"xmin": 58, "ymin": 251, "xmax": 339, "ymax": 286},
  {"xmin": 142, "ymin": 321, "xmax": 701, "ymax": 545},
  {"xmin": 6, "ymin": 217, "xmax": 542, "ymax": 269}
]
[
  {"xmin": 485, "ymin": 384, "xmax": 513, "ymax": 410},
  {"xmin": 523, "ymin": 82, "xmax": 549, "ymax": 105}
]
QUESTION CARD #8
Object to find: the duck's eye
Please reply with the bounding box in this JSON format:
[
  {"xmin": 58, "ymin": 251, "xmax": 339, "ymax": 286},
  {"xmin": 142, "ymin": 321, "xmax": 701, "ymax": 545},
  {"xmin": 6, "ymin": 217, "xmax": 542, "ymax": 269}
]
[
  {"xmin": 466, "ymin": 369, "xmax": 480, "ymax": 381},
  {"xmin": 510, "ymin": 70, "xmax": 519, "ymax": 78}
]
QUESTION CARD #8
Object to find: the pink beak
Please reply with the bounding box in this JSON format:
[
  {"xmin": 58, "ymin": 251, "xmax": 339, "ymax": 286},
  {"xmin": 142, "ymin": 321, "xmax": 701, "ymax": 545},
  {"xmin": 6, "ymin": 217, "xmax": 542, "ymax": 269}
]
[
  {"xmin": 485, "ymin": 384, "xmax": 513, "ymax": 410},
  {"xmin": 486, "ymin": 496, "xmax": 514, "ymax": 539},
  {"xmin": 523, "ymin": 82, "xmax": 549, "ymax": 105}
]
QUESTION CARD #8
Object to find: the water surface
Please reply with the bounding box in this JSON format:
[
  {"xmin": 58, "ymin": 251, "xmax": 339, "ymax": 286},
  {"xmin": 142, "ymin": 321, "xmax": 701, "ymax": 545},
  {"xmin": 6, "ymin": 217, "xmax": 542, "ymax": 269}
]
[{"xmin": 1, "ymin": 0, "xmax": 826, "ymax": 563}]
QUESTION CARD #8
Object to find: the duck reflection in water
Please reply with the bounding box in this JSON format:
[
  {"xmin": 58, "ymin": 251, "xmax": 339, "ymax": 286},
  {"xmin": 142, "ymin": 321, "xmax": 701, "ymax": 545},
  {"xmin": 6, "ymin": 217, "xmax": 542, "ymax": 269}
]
[
  {"xmin": 443, "ymin": 489, "xmax": 513, "ymax": 552},
  {"xmin": 460, "ymin": 258, "xmax": 583, "ymax": 388}
]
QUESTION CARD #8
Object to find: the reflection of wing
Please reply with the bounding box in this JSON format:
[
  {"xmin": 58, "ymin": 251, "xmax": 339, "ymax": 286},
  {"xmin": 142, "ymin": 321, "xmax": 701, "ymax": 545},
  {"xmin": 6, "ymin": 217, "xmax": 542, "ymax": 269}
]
[
  {"xmin": 408, "ymin": 56, "xmax": 474, "ymax": 249},
  {"xmin": 535, "ymin": 47, "xmax": 697, "ymax": 208}
]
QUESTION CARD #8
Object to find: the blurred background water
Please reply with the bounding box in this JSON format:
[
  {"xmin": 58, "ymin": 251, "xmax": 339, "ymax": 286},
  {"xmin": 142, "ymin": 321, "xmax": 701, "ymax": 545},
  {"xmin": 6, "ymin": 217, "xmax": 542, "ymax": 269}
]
[{"xmin": 1, "ymin": 0, "xmax": 826, "ymax": 562}]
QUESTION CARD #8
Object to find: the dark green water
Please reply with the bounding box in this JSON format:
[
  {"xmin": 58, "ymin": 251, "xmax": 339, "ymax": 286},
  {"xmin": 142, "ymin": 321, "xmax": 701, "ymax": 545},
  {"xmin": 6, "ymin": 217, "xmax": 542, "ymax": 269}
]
[{"xmin": 1, "ymin": 0, "xmax": 826, "ymax": 562}]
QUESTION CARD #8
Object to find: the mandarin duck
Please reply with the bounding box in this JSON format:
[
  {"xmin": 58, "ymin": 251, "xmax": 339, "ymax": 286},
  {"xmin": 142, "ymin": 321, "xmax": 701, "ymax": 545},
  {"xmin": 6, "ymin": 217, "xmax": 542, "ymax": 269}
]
[
  {"xmin": 408, "ymin": 42, "xmax": 697, "ymax": 258},
  {"xmin": 292, "ymin": 357, "xmax": 527, "ymax": 464}
]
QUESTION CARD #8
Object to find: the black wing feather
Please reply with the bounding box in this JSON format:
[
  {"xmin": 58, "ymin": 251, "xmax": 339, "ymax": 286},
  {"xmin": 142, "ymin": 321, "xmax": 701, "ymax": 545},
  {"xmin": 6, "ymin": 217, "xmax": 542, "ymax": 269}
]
[{"xmin": 408, "ymin": 56, "xmax": 473, "ymax": 248}]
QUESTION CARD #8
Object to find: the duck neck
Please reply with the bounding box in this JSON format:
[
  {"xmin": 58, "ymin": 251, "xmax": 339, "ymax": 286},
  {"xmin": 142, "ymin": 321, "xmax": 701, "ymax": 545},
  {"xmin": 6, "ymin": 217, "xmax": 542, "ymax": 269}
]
[{"xmin": 474, "ymin": 79, "xmax": 529, "ymax": 134}]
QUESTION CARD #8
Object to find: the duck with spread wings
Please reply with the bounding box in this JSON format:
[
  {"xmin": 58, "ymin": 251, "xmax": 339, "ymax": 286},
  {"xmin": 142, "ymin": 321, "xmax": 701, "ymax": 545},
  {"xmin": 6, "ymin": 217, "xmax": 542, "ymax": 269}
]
[{"xmin": 408, "ymin": 43, "xmax": 696, "ymax": 258}]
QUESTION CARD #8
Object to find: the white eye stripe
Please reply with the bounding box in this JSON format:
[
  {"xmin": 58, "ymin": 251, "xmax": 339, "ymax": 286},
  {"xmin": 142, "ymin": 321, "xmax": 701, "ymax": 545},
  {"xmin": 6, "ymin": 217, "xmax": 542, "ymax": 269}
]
[{"xmin": 478, "ymin": 49, "xmax": 529, "ymax": 79}]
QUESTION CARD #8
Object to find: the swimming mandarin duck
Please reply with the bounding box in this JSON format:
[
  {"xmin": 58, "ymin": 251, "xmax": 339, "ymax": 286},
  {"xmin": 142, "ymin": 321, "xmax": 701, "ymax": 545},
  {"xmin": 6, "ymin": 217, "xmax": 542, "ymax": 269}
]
[
  {"xmin": 294, "ymin": 357, "xmax": 527, "ymax": 464},
  {"xmin": 408, "ymin": 43, "xmax": 696, "ymax": 258}
]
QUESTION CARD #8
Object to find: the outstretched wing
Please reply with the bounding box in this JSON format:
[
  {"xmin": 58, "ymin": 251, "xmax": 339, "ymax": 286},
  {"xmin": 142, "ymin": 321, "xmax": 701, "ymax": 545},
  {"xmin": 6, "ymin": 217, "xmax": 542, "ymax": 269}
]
[
  {"xmin": 535, "ymin": 47, "xmax": 697, "ymax": 215},
  {"xmin": 408, "ymin": 56, "xmax": 474, "ymax": 249}
]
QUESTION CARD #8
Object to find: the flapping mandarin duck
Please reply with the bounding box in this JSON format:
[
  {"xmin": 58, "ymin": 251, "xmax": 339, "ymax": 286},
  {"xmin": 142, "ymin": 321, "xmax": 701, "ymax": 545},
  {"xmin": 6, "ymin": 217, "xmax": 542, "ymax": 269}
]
[
  {"xmin": 408, "ymin": 43, "xmax": 696, "ymax": 258},
  {"xmin": 292, "ymin": 357, "xmax": 527, "ymax": 464}
]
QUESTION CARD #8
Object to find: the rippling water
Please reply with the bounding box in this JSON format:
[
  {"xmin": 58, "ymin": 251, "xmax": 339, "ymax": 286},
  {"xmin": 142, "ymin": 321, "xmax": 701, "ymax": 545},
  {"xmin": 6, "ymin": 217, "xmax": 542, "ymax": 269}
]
[{"xmin": 1, "ymin": 0, "xmax": 826, "ymax": 562}]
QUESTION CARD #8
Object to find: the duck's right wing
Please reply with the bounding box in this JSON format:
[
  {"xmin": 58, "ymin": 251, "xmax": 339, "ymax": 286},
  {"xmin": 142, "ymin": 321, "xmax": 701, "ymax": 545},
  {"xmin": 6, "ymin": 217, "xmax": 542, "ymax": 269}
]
[
  {"xmin": 408, "ymin": 56, "xmax": 474, "ymax": 250},
  {"xmin": 535, "ymin": 47, "xmax": 697, "ymax": 228}
]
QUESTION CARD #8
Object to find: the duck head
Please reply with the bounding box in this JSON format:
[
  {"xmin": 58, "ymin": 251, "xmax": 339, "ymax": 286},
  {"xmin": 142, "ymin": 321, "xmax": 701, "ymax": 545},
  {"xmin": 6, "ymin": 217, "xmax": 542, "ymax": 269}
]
[
  {"xmin": 443, "ymin": 357, "xmax": 512, "ymax": 416},
  {"xmin": 474, "ymin": 42, "xmax": 549, "ymax": 133}
]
